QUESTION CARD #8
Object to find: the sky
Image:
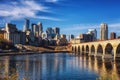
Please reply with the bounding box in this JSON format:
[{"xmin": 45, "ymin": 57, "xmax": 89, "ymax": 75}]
[{"xmin": 0, "ymin": 0, "xmax": 120, "ymax": 38}]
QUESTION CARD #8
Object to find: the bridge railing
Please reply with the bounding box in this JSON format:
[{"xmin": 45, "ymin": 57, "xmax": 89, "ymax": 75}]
[{"xmin": 71, "ymin": 38, "xmax": 120, "ymax": 44}]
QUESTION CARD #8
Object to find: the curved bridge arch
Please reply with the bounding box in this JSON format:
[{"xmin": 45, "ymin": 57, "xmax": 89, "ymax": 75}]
[
  {"xmin": 104, "ymin": 43, "xmax": 113, "ymax": 58},
  {"xmin": 116, "ymin": 44, "xmax": 120, "ymax": 58},
  {"xmin": 72, "ymin": 46, "xmax": 74, "ymax": 52},
  {"xmin": 97, "ymin": 44, "xmax": 103, "ymax": 56},
  {"xmin": 75, "ymin": 46, "xmax": 77, "ymax": 53},
  {"xmin": 78, "ymin": 46, "xmax": 80, "ymax": 53},
  {"xmin": 82, "ymin": 45, "xmax": 84, "ymax": 55},
  {"xmin": 86, "ymin": 45, "xmax": 89, "ymax": 54},
  {"xmin": 91, "ymin": 45, "xmax": 95, "ymax": 55}
]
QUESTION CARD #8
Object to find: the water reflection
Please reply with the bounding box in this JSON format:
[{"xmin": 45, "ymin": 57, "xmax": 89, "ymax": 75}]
[{"xmin": 0, "ymin": 53, "xmax": 120, "ymax": 80}]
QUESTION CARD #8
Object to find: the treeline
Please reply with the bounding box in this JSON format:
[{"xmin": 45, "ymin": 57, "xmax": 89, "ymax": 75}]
[{"xmin": 0, "ymin": 38, "xmax": 14, "ymax": 50}]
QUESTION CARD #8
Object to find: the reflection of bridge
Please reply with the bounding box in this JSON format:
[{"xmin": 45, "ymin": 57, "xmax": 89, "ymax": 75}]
[{"xmin": 71, "ymin": 39, "xmax": 120, "ymax": 60}]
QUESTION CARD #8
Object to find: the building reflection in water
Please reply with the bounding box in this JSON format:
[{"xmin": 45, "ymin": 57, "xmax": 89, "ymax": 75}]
[
  {"xmin": 0, "ymin": 53, "xmax": 120, "ymax": 79},
  {"xmin": 0, "ymin": 56, "xmax": 17, "ymax": 79}
]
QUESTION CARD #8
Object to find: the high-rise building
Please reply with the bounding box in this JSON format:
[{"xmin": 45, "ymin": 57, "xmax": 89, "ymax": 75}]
[
  {"xmin": 31, "ymin": 23, "xmax": 36, "ymax": 32},
  {"xmin": 110, "ymin": 32, "xmax": 116, "ymax": 40},
  {"xmin": 5, "ymin": 23, "xmax": 25, "ymax": 44},
  {"xmin": 46, "ymin": 27, "xmax": 53, "ymax": 34},
  {"xmin": 46, "ymin": 27, "xmax": 55, "ymax": 39},
  {"xmin": 53, "ymin": 27, "xmax": 60, "ymax": 35},
  {"xmin": 31, "ymin": 22, "xmax": 43, "ymax": 37},
  {"xmin": 69, "ymin": 34, "xmax": 74, "ymax": 41},
  {"xmin": 23, "ymin": 19, "xmax": 30, "ymax": 32},
  {"xmin": 87, "ymin": 29, "xmax": 97, "ymax": 41},
  {"xmin": 5, "ymin": 23, "xmax": 17, "ymax": 33},
  {"xmin": 100, "ymin": 23, "xmax": 108, "ymax": 40},
  {"xmin": 38, "ymin": 22, "xmax": 43, "ymax": 36}
]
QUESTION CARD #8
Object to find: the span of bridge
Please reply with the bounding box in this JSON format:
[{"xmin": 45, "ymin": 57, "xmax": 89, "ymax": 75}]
[{"xmin": 71, "ymin": 39, "xmax": 120, "ymax": 60}]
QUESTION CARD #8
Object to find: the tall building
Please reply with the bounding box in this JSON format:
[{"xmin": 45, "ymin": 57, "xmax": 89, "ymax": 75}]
[
  {"xmin": 5, "ymin": 23, "xmax": 17, "ymax": 33},
  {"xmin": 110, "ymin": 32, "xmax": 116, "ymax": 40},
  {"xmin": 38, "ymin": 22, "xmax": 43, "ymax": 36},
  {"xmin": 32, "ymin": 24, "xmax": 39, "ymax": 37},
  {"xmin": 46, "ymin": 27, "xmax": 55, "ymax": 39},
  {"xmin": 80, "ymin": 34, "xmax": 93, "ymax": 42},
  {"xmin": 100, "ymin": 23, "xmax": 108, "ymax": 40},
  {"xmin": 31, "ymin": 22, "xmax": 43, "ymax": 37},
  {"xmin": 31, "ymin": 23, "xmax": 36, "ymax": 32},
  {"xmin": 69, "ymin": 34, "xmax": 74, "ymax": 41},
  {"xmin": 46, "ymin": 27, "xmax": 53, "ymax": 34},
  {"xmin": 53, "ymin": 27, "xmax": 60, "ymax": 35},
  {"xmin": 87, "ymin": 29, "xmax": 97, "ymax": 41},
  {"xmin": 23, "ymin": 19, "xmax": 30, "ymax": 32},
  {"xmin": 4, "ymin": 23, "xmax": 26, "ymax": 44}
]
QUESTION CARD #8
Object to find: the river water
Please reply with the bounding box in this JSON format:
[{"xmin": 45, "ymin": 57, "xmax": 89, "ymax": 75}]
[{"xmin": 0, "ymin": 53, "xmax": 120, "ymax": 80}]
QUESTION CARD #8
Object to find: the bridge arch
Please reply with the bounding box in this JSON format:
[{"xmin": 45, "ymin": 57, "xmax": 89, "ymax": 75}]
[
  {"xmin": 97, "ymin": 44, "xmax": 103, "ymax": 55},
  {"xmin": 82, "ymin": 45, "xmax": 84, "ymax": 54},
  {"xmin": 75, "ymin": 46, "xmax": 77, "ymax": 52},
  {"xmin": 105, "ymin": 43, "xmax": 113, "ymax": 55},
  {"xmin": 72, "ymin": 46, "xmax": 74, "ymax": 52},
  {"xmin": 78, "ymin": 46, "xmax": 80, "ymax": 53},
  {"xmin": 91, "ymin": 45, "xmax": 95, "ymax": 55},
  {"xmin": 116, "ymin": 44, "xmax": 120, "ymax": 56},
  {"xmin": 86, "ymin": 45, "xmax": 89, "ymax": 54}
]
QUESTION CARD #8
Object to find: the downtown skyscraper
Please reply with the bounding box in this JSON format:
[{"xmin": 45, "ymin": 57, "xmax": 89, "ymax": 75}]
[
  {"xmin": 100, "ymin": 23, "xmax": 108, "ymax": 40},
  {"xmin": 23, "ymin": 19, "xmax": 30, "ymax": 32}
]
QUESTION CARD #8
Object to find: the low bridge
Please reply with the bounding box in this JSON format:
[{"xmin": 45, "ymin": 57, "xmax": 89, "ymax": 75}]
[{"xmin": 71, "ymin": 39, "xmax": 120, "ymax": 60}]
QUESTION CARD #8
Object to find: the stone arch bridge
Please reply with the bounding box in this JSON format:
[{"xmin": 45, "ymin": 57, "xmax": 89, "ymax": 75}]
[{"xmin": 71, "ymin": 39, "xmax": 120, "ymax": 60}]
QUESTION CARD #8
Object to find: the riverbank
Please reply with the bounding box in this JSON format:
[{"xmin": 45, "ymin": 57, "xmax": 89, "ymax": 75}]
[
  {"xmin": 0, "ymin": 51, "xmax": 70, "ymax": 56},
  {"xmin": 0, "ymin": 46, "xmax": 71, "ymax": 56}
]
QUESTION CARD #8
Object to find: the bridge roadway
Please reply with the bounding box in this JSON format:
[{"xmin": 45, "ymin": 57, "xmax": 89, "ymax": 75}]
[{"xmin": 71, "ymin": 39, "xmax": 120, "ymax": 60}]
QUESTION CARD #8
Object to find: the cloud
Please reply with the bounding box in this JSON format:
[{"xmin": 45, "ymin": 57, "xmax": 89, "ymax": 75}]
[
  {"xmin": 34, "ymin": 16, "xmax": 62, "ymax": 21},
  {"xmin": 62, "ymin": 22, "xmax": 120, "ymax": 33},
  {"xmin": 61, "ymin": 23, "xmax": 120, "ymax": 37},
  {"xmin": 0, "ymin": 0, "xmax": 61, "ymax": 21},
  {"xmin": 108, "ymin": 23, "xmax": 120, "ymax": 34},
  {"xmin": 60, "ymin": 24, "xmax": 99, "ymax": 37},
  {"xmin": 62, "ymin": 24, "xmax": 99, "ymax": 32},
  {"xmin": 45, "ymin": 0, "xmax": 59, "ymax": 3},
  {"xmin": 109, "ymin": 23, "xmax": 120, "ymax": 28}
]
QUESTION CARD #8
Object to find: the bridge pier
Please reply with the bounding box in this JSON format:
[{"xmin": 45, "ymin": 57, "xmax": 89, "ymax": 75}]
[
  {"xmin": 101, "ymin": 47, "xmax": 105, "ymax": 59},
  {"xmin": 113, "ymin": 48, "xmax": 116, "ymax": 61}
]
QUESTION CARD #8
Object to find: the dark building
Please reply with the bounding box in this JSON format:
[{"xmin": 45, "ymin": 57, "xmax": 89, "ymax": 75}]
[
  {"xmin": 38, "ymin": 22, "xmax": 43, "ymax": 32},
  {"xmin": 80, "ymin": 34, "xmax": 93, "ymax": 42},
  {"xmin": 46, "ymin": 27, "xmax": 53, "ymax": 34},
  {"xmin": 25, "ymin": 19, "xmax": 30, "ymax": 30},
  {"xmin": 118, "ymin": 36, "xmax": 120, "ymax": 39},
  {"xmin": 110, "ymin": 32, "xmax": 116, "ymax": 39},
  {"xmin": 46, "ymin": 27, "xmax": 55, "ymax": 39},
  {"xmin": 53, "ymin": 27, "xmax": 60, "ymax": 35},
  {"xmin": 31, "ymin": 23, "xmax": 36, "ymax": 32},
  {"xmin": 69, "ymin": 34, "xmax": 74, "ymax": 41}
]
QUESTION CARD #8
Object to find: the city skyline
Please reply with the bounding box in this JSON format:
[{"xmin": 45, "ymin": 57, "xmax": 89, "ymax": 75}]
[{"xmin": 0, "ymin": 0, "xmax": 120, "ymax": 38}]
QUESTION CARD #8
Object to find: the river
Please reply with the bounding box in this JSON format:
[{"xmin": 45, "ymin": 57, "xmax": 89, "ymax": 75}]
[{"xmin": 0, "ymin": 53, "xmax": 120, "ymax": 80}]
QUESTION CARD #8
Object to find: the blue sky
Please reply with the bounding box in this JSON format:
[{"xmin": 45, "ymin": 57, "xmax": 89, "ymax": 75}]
[{"xmin": 0, "ymin": 0, "xmax": 120, "ymax": 38}]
